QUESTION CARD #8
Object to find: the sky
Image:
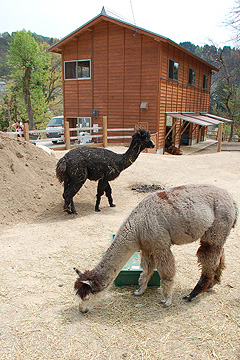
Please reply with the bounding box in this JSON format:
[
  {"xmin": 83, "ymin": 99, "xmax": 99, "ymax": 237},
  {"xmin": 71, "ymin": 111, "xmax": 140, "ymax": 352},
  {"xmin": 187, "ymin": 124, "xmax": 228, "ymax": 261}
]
[{"xmin": 0, "ymin": 0, "xmax": 237, "ymax": 47}]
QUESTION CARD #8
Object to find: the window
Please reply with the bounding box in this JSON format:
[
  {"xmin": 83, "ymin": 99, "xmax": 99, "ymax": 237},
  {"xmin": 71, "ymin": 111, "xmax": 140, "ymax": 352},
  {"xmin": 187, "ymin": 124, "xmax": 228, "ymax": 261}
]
[
  {"xmin": 188, "ymin": 68, "xmax": 196, "ymax": 86},
  {"xmin": 166, "ymin": 115, "xmax": 173, "ymax": 127},
  {"xmin": 203, "ymin": 74, "xmax": 208, "ymax": 90},
  {"xmin": 169, "ymin": 59, "xmax": 179, "ymax": 81},
  {"xmin": 65, "ymin": 62, "xmax": 77, "ymax": 79},
  {"xmin": 64, "ymin": 60, "xmax": 91, "ymax": 80},
  {"xmin": 76, "ymin": 117, "xmax": 92, "ymax": 143},
  {"xmin": 77, "ymin": 117, "xmax": 91, "ymax": 131},
  {"xmin": 77, "ymin": 61, "xmax": 90, "ymax": 78}
]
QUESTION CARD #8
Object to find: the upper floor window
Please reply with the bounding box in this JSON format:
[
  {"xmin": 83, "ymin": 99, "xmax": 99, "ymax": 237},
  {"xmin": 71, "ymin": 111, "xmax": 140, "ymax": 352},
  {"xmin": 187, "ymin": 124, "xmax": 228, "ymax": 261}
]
[
  {"xmin": 64, "ymin": 60, "xmax": 91, "ymax": 80},
  {"xmin": 169, "ymin": 59, "xmax": 179, "ymax": 81},
  {"xmin": 188, "ymin": 68, "xmax": 196, "ymax": 86},
  {"xmin": 203, "ymin": 74, "xmax": 208, "ymax": 90}
]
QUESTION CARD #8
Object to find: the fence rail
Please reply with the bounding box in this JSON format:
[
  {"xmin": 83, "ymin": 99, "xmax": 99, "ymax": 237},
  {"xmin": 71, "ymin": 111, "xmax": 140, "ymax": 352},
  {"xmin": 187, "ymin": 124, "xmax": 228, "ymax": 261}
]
[{"xmin": 5, "ymin": 117, "xmax": 137, "ymax": 150}]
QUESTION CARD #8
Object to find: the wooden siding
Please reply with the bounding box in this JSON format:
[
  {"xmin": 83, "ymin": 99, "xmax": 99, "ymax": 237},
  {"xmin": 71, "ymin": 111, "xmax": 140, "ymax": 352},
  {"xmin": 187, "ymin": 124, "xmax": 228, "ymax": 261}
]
[
  {"xmin": 123, "ymin": 29, "xmax": 141, "ymax": 130},
  {"xmin": 62, "ymin": 21, "xmax": 159, "ymax": 136},
  {"xmin": 140, "ymin": 35, "xmax": 159, "ymax": 131},
  {"xmin": 108, "ymin": 23, "xmax": 125, "ymax": 130},
  {"xmin": 158, "ymin": 42, "xmax": 212, "ymax": 149},
  {"xmin": 61, "ymin": 19, "xmax": 213, "ymax": 150},
  {"xmin": 93, "ymin": 22, "xmax": 108, "ymax": 127}
]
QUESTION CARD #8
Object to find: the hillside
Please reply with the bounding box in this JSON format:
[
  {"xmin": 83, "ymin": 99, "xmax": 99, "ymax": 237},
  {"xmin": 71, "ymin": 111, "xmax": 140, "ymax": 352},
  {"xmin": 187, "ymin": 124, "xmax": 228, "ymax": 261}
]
[
  {"xmin": 0, "ymin": 31, "xmax": 59, "ymax": 79},
  {"xmin": 0, "ymin": 32, "xmax": 222, "ymax": 80}
]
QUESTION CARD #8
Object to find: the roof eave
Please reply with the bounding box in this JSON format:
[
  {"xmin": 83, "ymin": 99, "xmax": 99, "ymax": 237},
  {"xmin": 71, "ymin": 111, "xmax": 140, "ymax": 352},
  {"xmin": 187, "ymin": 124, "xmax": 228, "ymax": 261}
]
[
  {"xmin": 48, "ymin": 13, "xmax": 219, "ymax": 71},
  {"xmin": 48, "ymin": 13, "xmax": 103, "ymax": 53}
]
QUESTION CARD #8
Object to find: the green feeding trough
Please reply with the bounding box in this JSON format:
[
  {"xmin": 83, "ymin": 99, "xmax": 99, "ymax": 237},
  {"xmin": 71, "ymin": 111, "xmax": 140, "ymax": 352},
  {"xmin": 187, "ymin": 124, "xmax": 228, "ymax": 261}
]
[{"xmin": 111, "ymin": 234, "xmax": 160, "ymax": 287}]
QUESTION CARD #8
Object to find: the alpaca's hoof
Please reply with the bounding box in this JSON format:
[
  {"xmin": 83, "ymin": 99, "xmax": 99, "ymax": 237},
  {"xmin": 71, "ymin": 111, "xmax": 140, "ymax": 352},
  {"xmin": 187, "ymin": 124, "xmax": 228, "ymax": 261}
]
[
  {"xmin": 183, "ymin": 295, "xmax": 193, "ymax": 302},
  {"xmin": 65, "ymin": 208, "xmax": 77, "ymax": 215},
  {"xmin": 160, "ymin": 300, "xmax": 171, "ymax": 308},
  {"xmin": 110, "ymin": 203, "xmax": 116, "ymax": 208},
  {"xmin": 70, "ymin": 207, "xmax": 78, "ymax": 214},
  {"xmin": 64, "ymin": 205, "xmax": 72, "ymax": 214},
  {"xmin": 95, "ymin": 208, "xmax": 101, "ymax": 212},
  {"xmin": 133, "ymin": 289, "xmax": 143, "ymax": 296}
]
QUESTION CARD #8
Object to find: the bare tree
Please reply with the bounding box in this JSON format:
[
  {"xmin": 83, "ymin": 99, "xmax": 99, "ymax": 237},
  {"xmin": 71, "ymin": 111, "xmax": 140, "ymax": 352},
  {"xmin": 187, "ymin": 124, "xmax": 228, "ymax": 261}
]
[{"xmin": 226, "ymin": 0, "xmax": 240, "ymax": 44}]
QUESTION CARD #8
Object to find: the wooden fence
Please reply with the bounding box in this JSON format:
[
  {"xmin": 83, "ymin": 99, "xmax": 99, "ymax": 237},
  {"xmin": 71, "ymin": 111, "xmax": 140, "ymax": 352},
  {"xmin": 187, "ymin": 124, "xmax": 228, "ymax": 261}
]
[{"xmin": 6, "ymin": 116, "xmax": 137, "ymax": 151}]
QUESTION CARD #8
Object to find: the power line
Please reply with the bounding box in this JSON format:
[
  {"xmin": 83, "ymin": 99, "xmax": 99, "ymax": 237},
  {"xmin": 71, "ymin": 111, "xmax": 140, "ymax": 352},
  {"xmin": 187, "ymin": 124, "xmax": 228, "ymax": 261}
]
[{"xmin": 130, "ymin": 0, "xmax": 138, "ymax": 36}]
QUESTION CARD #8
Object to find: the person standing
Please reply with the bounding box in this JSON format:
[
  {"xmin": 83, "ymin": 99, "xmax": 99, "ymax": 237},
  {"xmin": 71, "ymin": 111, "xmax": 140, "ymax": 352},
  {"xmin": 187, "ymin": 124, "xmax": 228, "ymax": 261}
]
[{"xmin": 12, "ymin": 120, "xmax": 24, "ymax": 137}]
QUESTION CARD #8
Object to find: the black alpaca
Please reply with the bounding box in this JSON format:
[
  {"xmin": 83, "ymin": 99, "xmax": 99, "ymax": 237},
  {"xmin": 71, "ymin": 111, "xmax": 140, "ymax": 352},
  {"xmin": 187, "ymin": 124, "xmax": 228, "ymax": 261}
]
[{"xmin": 56, "ymin": 128, "xmax": 155, "ymax": 213}]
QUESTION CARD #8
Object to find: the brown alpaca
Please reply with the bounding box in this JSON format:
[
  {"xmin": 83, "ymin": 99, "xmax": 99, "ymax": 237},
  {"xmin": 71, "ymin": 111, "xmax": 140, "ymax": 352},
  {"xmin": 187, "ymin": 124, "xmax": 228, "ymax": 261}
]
[
  {"xmin": 166, "ymin": 145, "xmax": 183, "ymax": 155},
  {"xmin": 74, "ymin": 184, "xmax": 238, "ymax": 313}
]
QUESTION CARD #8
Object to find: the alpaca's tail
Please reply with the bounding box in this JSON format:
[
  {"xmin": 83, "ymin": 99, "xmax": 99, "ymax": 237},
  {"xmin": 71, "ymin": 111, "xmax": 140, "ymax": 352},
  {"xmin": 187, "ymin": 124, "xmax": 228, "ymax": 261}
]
[
  {"xmin": 232, "ymin": 200, "xmax": 239, "ymax": 229},
  {"xmin": 56, "ymin": 157, "xmax": 67, "ymax": 183}
]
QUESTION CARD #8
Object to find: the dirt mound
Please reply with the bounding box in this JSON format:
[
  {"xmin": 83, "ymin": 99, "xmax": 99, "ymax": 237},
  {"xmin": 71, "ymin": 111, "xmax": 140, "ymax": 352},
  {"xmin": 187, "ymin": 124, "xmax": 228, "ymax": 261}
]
[{"xmin": 0, "ymin": 132, "xmax": 60, "ymax": 227}]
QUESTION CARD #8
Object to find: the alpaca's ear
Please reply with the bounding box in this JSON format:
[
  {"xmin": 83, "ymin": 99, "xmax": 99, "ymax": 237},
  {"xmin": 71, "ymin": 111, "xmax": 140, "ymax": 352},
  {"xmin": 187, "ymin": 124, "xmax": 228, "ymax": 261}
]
[
  {"xmin": 80, "ymin": 280, "xmax": 94, "ymax": 289},
  {"xmin": 73, "ymin": 267, "xmax": 83, "ymax": 276},
  {"xmin": 138, "ymin": 128, "xmax": 147, "ymax": 138}
]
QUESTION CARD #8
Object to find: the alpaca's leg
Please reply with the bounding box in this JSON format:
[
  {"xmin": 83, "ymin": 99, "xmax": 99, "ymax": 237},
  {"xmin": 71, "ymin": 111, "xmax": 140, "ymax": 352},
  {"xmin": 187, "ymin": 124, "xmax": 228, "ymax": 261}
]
[
  {"xmin": 133, "ymin": 252, "xmax": 155, "ymax": 296},
  {"xmin": 63, "ymin": 173, "xmax": 86, "ymax": 214},
  {"xmin": 96, "ymin": 180, "xmax": 115, "ymax": 210},
  {"xmin": 95, "ymin": 179, "xmax": 108, "ymax": 211},
  {"xmin": 105, "ymin": 182, "xmax": 115, "ymax": 208},
  {"xmin": 207, "ymin": 249, "xmax": 225, "ymax": 290},
  {"xmin": 70, "ymin": 199, "xmax": 77, "ymax": 214},
  {"xmin": 63, "ymin": 167, "xmax": 88, "ymax": 214},
  {"xmin": 155, "ymin": 248, "xmax": 175, "ymax": 307},
  {"xmin": 184, "ymin": 242, "xmax": 224, "ymax": 302},
  {"xmin": 184, "ymin": 218, "xmax": 230, "ymax": 302},
  {"xmin": 63, "ymin": 181, "xmax": 72, "ymax": 213},
  {"xmin": 63, "ymin": 182, "xmax": 83, "ymax": 214}
]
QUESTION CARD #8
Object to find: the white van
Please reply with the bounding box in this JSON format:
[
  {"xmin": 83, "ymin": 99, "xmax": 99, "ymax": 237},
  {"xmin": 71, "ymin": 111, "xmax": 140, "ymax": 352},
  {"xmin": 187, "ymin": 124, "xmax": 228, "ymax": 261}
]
[{"xmin": 46, "ymin": 116, "xmax": 64, "ymax": 144}]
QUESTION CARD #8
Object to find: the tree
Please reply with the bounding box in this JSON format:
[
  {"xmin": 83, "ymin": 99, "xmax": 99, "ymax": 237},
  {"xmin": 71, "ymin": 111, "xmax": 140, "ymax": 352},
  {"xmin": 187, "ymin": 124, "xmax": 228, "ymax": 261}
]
[
  {"xmin": 8, "ymin": 30, "xmax": 48, "ymax": 129},
  {"xmin": 41, "ymin": 43, "xmax": 62, "ymax": 113},
  {"xmin": 226, "ymin": 0, "xmax": 240, "ymax": 45},
  {"xmin": 212, "ymin": 47, "xmax": 240, "ymax": 141},
  {"xmin": 180, "ymin": 41, "xmax": 240, "ymax": 141},
  {"xmin": 0, "ymin": 32, "xmax": 13, "ymax": 79},
  {"xmin": 0, "ymin": 81, "xmax": 18, "ymax": 131}
]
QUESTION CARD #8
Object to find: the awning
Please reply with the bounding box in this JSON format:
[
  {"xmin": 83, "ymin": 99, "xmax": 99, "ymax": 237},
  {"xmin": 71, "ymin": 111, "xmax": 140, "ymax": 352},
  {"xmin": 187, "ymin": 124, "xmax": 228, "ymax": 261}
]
[
  {"xmin": 166, "ymin": 112, "xmax": 227, "ymax": 153},
  {"xmin": 167, "ymin": 113, "xmax": 212, "ymax": 126},
  {"xmin": 183, "ymin": 113, "xmax": 222, "ymax": 125},
  {"xmin": 203, "ymin": 113, "xmax": 232, "ymax": 123}
]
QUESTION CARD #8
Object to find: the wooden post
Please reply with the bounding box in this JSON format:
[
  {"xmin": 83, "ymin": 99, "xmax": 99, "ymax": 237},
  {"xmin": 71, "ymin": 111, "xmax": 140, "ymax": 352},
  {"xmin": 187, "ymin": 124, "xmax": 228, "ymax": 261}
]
[
  {"xmin": 217, "ymin": 122, "xmax": 223, "ymax": 152},
  {"xmin": 24, "ymin": 123, "xmax": 29, "ymax": 141},
  {"xmin": 103, "ymin": 116, "xmax": 108, "ymax": 148},
  {"xmin": 64, "ymin": 121, "xmax": 70, "ymax": 150}
]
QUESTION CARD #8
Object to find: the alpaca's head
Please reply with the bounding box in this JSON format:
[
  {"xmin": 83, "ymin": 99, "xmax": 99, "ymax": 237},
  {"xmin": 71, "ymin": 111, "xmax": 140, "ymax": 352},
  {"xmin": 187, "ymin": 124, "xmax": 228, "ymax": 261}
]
[
  {"xmin": 74, "ymin": 268, "xmax": 104, "ymax": 313},
  {"xmin": 133, "ymin": 128, "xmax": 155, "ymax": 150}
]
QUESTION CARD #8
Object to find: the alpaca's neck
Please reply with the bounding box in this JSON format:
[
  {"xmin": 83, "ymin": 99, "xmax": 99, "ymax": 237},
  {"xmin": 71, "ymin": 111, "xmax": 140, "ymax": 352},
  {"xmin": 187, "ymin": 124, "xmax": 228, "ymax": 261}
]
[
  {"xmin": 119, "ymin": 141, "xmax": 143, "ymax": 171},
  {"xmin": 94, "ymin": 228, "xmax": 138, "ymax": 290}
]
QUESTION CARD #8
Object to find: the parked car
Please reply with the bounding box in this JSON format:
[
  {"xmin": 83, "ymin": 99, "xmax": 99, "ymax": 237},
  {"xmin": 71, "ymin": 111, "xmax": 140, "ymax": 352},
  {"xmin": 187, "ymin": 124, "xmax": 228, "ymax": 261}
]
[{"xmin": 46, "ymin": 116, "xmax": 64, "ymax": 144}]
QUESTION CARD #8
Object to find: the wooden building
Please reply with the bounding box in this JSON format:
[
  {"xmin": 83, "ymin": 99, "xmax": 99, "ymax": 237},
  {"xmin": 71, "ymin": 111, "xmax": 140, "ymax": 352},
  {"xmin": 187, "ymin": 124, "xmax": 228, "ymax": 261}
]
[{"xmin": 49, "ymin": 7, "xmax": 221, "ymax": 153}]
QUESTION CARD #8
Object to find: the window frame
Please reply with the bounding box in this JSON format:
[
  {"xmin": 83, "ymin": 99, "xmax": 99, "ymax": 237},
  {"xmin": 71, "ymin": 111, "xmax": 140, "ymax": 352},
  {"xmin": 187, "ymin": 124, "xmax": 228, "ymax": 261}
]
[
  {"xmin": 202, "ymin": 74, "xmax": 209, "ymax": 90},
  {"xmin": 188, "ymin": 68, "xmax": 196, "ymax": 86},
  {"xmin": 64, "ymin": 59, "xmax": 91, "ymax": 80},
  {"xmin": 168, "ymin": 59, "xmax": 179, "ymax": 81},
  {"xmin": 77, "ymin": 117, "xmax": 91, "ymax": 133}
]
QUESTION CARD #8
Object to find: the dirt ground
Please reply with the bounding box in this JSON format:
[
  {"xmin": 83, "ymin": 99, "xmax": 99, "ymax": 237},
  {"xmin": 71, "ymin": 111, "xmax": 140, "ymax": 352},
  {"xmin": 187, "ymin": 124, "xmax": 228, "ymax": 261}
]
[{"xmin": 0, "ymin": 133, "xmax": 239, "ymax": 360}]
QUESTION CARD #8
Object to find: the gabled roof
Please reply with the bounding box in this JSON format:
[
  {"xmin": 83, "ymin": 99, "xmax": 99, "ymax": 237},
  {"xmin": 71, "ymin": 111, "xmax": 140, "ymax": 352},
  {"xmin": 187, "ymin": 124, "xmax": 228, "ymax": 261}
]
[{"xmin": 48, "ymin": 7, "xmax": 219, "ymax": 71}]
